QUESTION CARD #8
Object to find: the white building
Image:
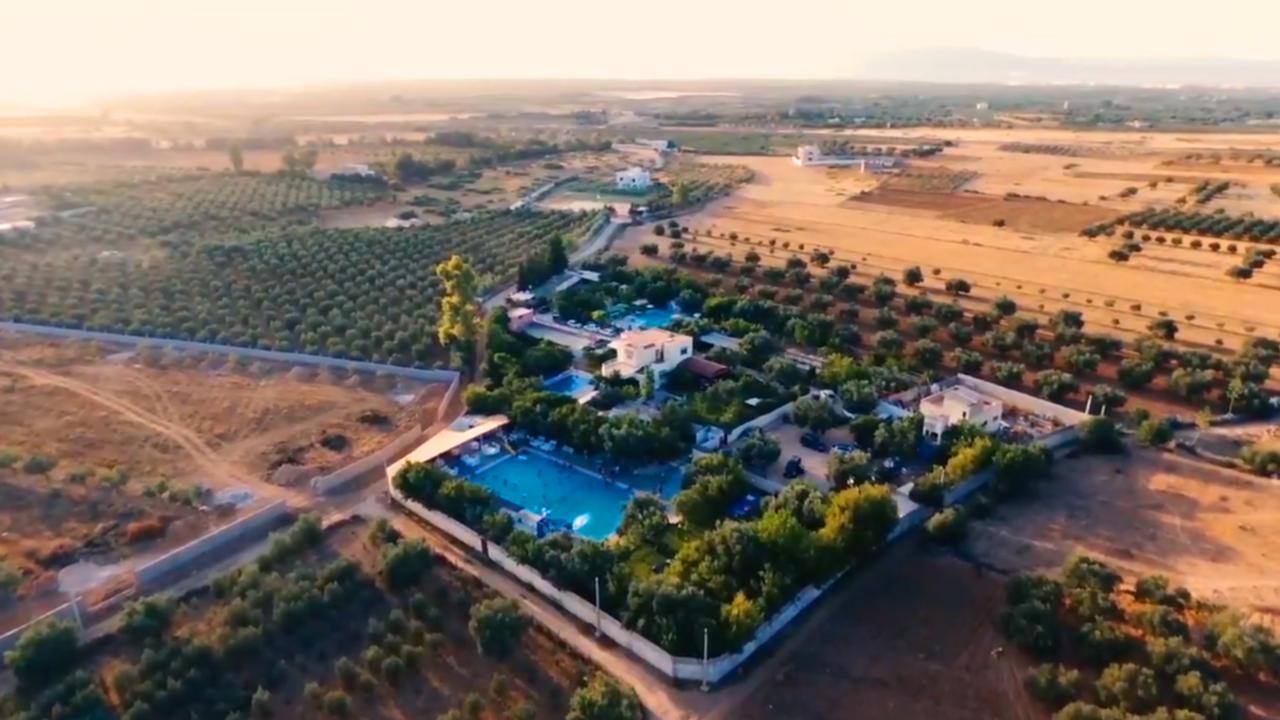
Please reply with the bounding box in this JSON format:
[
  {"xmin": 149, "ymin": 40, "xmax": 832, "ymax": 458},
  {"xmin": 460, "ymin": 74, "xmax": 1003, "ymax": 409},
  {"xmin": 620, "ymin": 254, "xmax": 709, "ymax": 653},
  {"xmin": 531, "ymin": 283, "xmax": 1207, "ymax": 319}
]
[
  {"xmin": 920, "ymin": 386, "xmax": 1003, "ymax": 442},
  {"xmin": 601, "ymin": 328, "xmax": 692, "ymax": 382},
  {"xmin": 792, "ymin": 145, "xmax": 901, "ymax": 173},
  {"xmin": 615, "ymin": 167, "xmax": 653, "ymax": 191}
]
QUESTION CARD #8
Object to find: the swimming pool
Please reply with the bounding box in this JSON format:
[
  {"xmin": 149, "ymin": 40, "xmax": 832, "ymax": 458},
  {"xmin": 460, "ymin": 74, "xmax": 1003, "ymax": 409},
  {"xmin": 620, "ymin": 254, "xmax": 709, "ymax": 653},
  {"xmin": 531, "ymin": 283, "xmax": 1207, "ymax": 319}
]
[
  {"xmin": 542, "ymin": 369, "xmax": 596, "ymax": 400},
  {"xmin": 619, "ymin": 306, "xmax": 679, "ymax": 330},
  {"xmin": 469, "ymin": 453, "xmax": 682, "ymax": 541}
]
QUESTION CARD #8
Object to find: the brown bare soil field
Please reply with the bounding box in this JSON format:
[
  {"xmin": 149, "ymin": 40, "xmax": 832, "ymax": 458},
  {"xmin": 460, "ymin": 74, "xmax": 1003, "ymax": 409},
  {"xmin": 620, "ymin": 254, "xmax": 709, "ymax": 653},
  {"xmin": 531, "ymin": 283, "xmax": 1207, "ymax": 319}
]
[
  {"xmin": 847, "ymin": 188, "xmax": 993, "ymax": 212},
  {"xmin": 730, "ymin": 544, "xmax": 1043, "ymax": 720},
  {"xmin": 967, "ymin": 449, "xmax": 1280, "ymax": 624},
  {"xmin": 940, "ymin": 196, "xmax": 1122, "ymax": 234},
  {"xmin": 621, "ymin": 151, "xmax": 1280, "ymax": 351}
]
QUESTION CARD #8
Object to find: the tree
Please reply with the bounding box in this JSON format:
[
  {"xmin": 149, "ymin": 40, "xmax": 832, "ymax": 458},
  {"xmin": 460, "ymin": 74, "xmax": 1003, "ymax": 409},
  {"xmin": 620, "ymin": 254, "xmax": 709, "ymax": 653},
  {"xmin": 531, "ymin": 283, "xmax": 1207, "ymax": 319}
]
[
  {"xmin": 436, "ymin": 255, "xmax": 480, "ymax": 364},
  {"xmin": 567, "ymin": 673, "xmax": 645, "ymax": 720},
  {"xmin": 119, "ymin": 597, "xmax": 175, "ymax": 643},
  {"xmin": 791, "ymin": 396, "xmax": 843, "ymax": 434},
  {"xmin": 828, "ymin": 450, "xmax": 874, "ymax": 489},
  {"xmin": 925, "ymin": 507, "xmax": 968, "ymax": 544},
  {"xmin": 815, "ymin": 484, "xmax": 898, "ymax": 563},
  {"xmin": 1136, "ymin": 418, "xmax": 1174, "ymax": 446},
  {"xmin": 902, "ymin": 266, "xmax": 924, "ymax": 286},
  {"xmin": 1026, "ymin": 664, "xmax": 1082, "ymax": 709},
  {"xmin": 617, "ymin": 496, "xmax": 668, "ymax": 547},
  {"xmin": 251, "ymin": 687, "xmax": 273, "ymax": 719},
  {"xmin": 993, "ymin": 361, "xmax": 1027, "ymax": 387},
  {"xmin": 229, "ymin": 145, "xmax": 245, "ymax": 174},
  {"xmin": 1034, "ymin": 370, "xmax": 1078, "ymax": 401},
  {"xmin": 469, "ymin": 598, "xmax": 528, "ymax": 659},
  {"xmin": 1079, "ymin": 417, "xmax": 1124, "ymax": 454},
  {"xmin": 379, "ymin": 539, "xmax": 433, "ymax": 591},
  {"xmin": 736, "ymin": 433, "xmax": 782, "ymax": 469},
  {"xmin": 994, "ymin": 295, "xmax": 1018, "ymax": 316},
  {"xmin": 671, "ymin": 181, "xmax": 691, "ymax": 207},
  {"xmin": 21, "ymin": 454, "xmax": 57, "ymax": 476},
  {"xmin": 911, "ymin": 339, "xmax": 943, "ymax": 370},
  {"xmin": 1095, "ymin": 663, "xmax": 1159, "ymax": 714},
  {"xmin": 322, "ymin": 690, "xmax": 352, "ymax": 718},
  {"xmin": 4, "ymin": 619, "xmax": 79, "ymax": 688},
  {"xmin": 1149, "ymin": 318, "xmax": 1179, "ymax": 341},
  {"xmin": 548, "ymin": 235, "xmax": 569, "ymax": 274},
  {"xmin": 945, "ymin": 278, "xmax": 972, "ymax": 295}
]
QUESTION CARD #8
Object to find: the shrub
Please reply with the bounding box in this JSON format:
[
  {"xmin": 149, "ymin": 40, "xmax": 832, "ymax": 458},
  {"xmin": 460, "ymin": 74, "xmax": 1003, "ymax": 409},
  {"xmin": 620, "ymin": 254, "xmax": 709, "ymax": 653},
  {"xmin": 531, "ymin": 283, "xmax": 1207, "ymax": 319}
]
[
  {"xmin": 21, "ymin": 454, "xmax": 57, "ymax": 475},
  {"xmin": 924, "ymin": 507, "xmax": 967, "ymax": 545},
  {"xmin": 1026, "ymin": 664, "xmax": 1082, "ymax": 709},
  {"xmin": 1095, "ymin": 663, "xmax": 1159, "ymax": 713},
  {"xmin": 4, "ymin": 619, "xmax": 79, "ymax": 688},
  {"xmin": 1136, "ymin": 418, "xmax": 1173, "ymax": 446},
  {"xmin": 567, "ymin": 673, "xmax": 644, "ymax": 720},
  {"xmin": 469, "ymin": 598, "xmax": 528, "ymax": 659}
]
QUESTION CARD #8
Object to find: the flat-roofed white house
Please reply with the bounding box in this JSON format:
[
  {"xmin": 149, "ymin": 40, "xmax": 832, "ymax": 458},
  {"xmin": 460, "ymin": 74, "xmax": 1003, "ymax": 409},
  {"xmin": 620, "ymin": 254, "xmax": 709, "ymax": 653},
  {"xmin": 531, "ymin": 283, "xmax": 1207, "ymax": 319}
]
[
  {"xmin": 615, "ymin": 167, "xmax": 652, "ymax": 191},
  {"xmin": 602, "ymin": 328, "xmax": 692, "ymax": 381},
  {"xmin": 920, "ymin": 385, "xmax": 1003, "ymax": 441}
]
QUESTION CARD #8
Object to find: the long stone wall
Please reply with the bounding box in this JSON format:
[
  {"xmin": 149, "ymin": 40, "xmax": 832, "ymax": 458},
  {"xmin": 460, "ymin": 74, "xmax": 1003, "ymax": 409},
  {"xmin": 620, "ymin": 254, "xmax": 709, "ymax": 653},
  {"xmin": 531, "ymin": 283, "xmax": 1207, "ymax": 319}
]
[
  {"xmin": 134, "ymin": 501, "xmax": 290, "ymax": 591},
  {"xmin": 0, "ymin": 599, "xmax": 85, "ymax": 658},
  {"xmin": 0, "ymin": 321, "xmax": 461, "ymax": 385}
]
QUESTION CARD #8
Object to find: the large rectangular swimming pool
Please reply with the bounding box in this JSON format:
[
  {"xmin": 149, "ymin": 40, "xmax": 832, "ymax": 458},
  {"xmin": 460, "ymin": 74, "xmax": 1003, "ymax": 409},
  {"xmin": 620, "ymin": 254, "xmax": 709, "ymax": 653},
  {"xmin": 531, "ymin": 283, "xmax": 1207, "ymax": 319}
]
[
  {"xmin": 542, "ymin": 369, "xmax": 596, "ymax": 400},
  {"xmin": 469, "ymin": 453, "xmax": 681, "ymax": 541},
  {"xmin": 619, "ymin": 306, "xmax": 678, "ymax": 330}
]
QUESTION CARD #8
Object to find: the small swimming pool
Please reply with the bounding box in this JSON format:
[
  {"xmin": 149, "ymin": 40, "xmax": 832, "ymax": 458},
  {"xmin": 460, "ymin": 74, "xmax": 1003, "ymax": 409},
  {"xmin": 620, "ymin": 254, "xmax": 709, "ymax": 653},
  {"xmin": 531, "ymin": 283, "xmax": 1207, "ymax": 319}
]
[
  {"xmin": 619, "ymin": 305, "xmax": 679, "ymax": 330},
  {"xmin": 469, "ymin": 453, "xmax": 682, "ymax": 541},
  {"xmin": 542, "ymin": 369, "xmax": 596, "ymax": 400}
]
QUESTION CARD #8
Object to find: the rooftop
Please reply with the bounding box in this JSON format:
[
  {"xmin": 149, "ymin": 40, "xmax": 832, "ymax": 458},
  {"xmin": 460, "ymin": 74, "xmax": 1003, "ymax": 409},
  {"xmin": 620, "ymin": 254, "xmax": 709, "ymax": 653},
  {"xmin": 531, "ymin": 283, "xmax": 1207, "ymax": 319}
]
[
  {"xmin": 386, "ymin": 414, "xmax": 510, "ymax": 479},
  {"xmin": 921, "ymin": 386, "xmax": 1000, "ymax": 413},
  {"xmin": 680, "ymin": 355, "xmax": 730, "ymax": 380},
  {"xmin": 614, "ymin": 328, "xmax": 687, "ymax": 348}
]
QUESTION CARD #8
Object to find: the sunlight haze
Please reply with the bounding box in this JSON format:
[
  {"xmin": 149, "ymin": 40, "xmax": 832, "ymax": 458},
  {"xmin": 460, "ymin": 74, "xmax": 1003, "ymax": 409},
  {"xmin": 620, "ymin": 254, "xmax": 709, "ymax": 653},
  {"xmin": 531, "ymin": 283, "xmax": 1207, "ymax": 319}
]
[{"xmin": 6, "ymin": 0, "xmax": 1280, "ymax": 106}]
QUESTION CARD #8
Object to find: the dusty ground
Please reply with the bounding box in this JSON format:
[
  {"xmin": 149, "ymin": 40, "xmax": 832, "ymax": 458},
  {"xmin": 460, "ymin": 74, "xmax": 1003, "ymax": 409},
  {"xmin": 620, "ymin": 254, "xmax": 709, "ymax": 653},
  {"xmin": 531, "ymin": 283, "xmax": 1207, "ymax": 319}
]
[
  {"xmin": 617, "ymin": 137, "xmax": 1280, "ymax": 351},
  {"xmin": 968, "ymin": 449, "xmax": 1280, "ymax": 623},
  {"xmin": 730, "ymin": 544, "xmax": 1042, "ymax": 720},
  {"xmin": 0, "ymin": 334, "xmax": 443, "ymax": 624}
]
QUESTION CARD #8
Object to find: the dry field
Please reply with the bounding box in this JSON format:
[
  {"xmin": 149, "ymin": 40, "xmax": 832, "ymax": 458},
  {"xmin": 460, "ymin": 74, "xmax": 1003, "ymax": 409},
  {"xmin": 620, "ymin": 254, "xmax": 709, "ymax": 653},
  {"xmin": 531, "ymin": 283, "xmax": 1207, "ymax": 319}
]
[
  {"xmin": 967, "ymin": 449, "xmax": 1280, "ymax": 623},
  {"xmin": 0, "ymin": 335, "xmax": 441, "ymax": 491},
  {"xmin": 727, "ymin": 544, "xmax": 1043, "ymax": 720},
  {"xmin": 617, "ymin": 133, "xmax": 1280, "ymax": 351}
]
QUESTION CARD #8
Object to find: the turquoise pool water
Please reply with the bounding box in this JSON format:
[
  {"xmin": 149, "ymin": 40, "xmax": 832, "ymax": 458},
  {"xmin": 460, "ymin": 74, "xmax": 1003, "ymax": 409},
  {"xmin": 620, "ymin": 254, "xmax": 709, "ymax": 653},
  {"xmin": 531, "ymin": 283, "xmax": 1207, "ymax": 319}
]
[
  {"xmin": 621, "ymin": 306, "xmax": 678, "ymax": 330},
  {"xmin": 469, "ymin": 453, "xmax": 682, "ymax": 541},
  {"xmin": 542, "ymin": 370, "xmax": 596, "ymax": 400}
]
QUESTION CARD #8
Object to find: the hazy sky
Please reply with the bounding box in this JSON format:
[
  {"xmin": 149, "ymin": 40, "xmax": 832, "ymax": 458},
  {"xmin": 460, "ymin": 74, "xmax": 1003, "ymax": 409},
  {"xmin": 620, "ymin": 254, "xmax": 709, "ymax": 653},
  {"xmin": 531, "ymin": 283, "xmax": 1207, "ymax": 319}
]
[{"xmin": 6, "ymin": 0, "xmax": 1279, "ymax": 105}]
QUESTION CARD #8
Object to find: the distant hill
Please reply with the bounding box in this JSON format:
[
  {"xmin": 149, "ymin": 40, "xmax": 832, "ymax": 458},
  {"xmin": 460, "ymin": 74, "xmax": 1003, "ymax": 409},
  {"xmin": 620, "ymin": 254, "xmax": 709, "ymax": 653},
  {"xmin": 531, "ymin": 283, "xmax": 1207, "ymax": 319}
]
[{"xmin": 857, "ymin": 47, "xmax": 1280, "ymax": 88}]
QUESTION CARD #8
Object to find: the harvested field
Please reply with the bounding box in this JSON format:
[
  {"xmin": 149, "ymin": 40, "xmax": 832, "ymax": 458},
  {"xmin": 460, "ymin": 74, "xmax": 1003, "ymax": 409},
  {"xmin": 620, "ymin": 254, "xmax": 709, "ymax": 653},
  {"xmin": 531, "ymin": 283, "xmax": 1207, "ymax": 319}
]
[
  {"xmin": 967, "ymin": 449, "xmax": 1280, "ymax": 623},
  {"xmin": 846, "ymin": 188, "xmax": 993, "ymax": 213},
  {"xmin": 877, "ymin": 166, "xmax": 977, "ymax": 193},
  {"xmin": 728, "ymin": 544, "xmax": 1042, "ymax": 720},
  {"xmin": 0, "ymin": 334, "xmax": 443, "ymax": 493},
  {"xmin": 619, "ymin": 151, "xmax": 1280, "ymax": 351},
  {"xmin": 939, "ymin": 195, "xmax": 1122, "ymax": 233}
]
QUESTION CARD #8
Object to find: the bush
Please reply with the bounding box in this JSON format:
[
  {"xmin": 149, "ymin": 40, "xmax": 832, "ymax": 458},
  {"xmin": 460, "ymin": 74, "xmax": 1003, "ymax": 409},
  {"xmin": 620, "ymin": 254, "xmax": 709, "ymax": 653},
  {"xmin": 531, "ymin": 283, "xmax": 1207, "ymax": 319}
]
[
  {"xmin": 379, "ymin": 539, "xmax": 433, "ymax": 591},
  {"xmin": 1095, "ymin": 663, "xmax": 1159, "ymax": 713},
  {"xmin": 4, "ymin": 619, "xmax": 79, "ymax": 688},
  {"xmin": 924, "ymin": 507, "xmax": 967, "ymax": 545},
  {"xmin": 567, "ymin": 673, "xmax": 645, "ymax": 720},
  {"xmin": 1136, "ymin": 418, "xmax": 1174, "ymax": 446},
  {"xmin": 1026, "ymin": 663, "xmax": 1082, "ymax": 709},
  {"xmin": 119, "ymin": 597, "xmax": 176, "ymax": 642},
  {"xmin": 1078, "ymin": 417, "xmax": 1124, "ymax": 455},
  {"xmin": 469, "ymin": 598, "xmax": 528, "ymax": 659},
  {"xmin": 21, "ymin": 454, "xmax": 57, "ymax": 475}
]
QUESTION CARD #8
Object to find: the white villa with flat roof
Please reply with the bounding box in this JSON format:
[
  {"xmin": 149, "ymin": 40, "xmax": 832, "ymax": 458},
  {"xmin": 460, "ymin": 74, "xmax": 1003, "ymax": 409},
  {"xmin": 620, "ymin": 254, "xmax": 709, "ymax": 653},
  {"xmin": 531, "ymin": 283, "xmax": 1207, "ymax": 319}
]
[
  {"xmin": 602, "ymin": 328, "xmax": 692, "ymax": 382},
  {"xmin": 920, "ymin": 386, "xmax": 1003, "ymax": 442},
  {"xmin": 615, "ymin": 167, "xmax": 652, "ymax": 191}
]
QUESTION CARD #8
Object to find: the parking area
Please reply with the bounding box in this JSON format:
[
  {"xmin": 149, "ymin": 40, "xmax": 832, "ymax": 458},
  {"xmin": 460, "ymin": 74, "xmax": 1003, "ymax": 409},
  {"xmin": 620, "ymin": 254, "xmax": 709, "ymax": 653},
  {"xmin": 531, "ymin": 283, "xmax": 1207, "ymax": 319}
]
[{"xmin": 755, "ymin": 421, "xmax": 857, "ymax": 491}]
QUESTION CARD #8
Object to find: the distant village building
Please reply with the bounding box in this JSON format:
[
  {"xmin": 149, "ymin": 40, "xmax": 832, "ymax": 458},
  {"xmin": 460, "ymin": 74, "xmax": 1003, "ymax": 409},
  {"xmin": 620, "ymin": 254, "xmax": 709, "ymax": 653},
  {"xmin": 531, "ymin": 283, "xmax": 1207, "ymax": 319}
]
[
  {"xmin": 792, "ymin": 145, "xmax": 902, "ymax": 173},
  {"xmin": 602, "ymin": 329, "xmax": 692, "ymax": 382},
  {"xmin": 634, "ymin": 138, "xmax": 674, "ymax": 151},
  {"xmin": 975, "ymin": 101, "xmax": 990, "ymax": 111},
  {"xmin": 615, "ymin": 167, "xmax": 653, "ymax": 191}
]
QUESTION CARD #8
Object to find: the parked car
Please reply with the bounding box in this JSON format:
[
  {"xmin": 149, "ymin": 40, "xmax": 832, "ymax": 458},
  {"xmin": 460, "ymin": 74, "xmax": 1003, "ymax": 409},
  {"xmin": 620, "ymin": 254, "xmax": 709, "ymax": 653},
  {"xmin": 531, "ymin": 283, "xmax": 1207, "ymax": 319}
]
[
  {"xmin": 783, "ymin": 456, "xmax": 804, "ymax": 479},
  {"xmin": 799, "ymin": 431, "xmax": 828, "ymax": 452},
  {"xmin": 831, "ymin": 442, "xmax": 856, "ymax": 455}
]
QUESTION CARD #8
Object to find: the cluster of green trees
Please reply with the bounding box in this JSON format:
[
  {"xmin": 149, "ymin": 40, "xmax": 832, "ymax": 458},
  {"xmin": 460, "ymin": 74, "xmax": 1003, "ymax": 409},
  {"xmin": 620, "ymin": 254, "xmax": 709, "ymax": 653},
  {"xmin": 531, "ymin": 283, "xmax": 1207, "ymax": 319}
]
[
  {"xmin": 2, "ymin": 210, "xmax": 601, "ymax": 369},
  {"xmin": 1086, "ymin": 207, "xmax": 1280, "ymax": 245},
  {"xmin": 1004, "ymin": 556, "xmax": 1277, "ymax": 720},
  {"xmin": 398, "ymin": 453, "xmax": 899, "ymax": 658},
  {"xmin": 425, "ymin": 133, "xmax": 613, "ymax": 168},
  {"xmin": 515, "ymin": 234, "xmax": 570, "ymax": 290}
]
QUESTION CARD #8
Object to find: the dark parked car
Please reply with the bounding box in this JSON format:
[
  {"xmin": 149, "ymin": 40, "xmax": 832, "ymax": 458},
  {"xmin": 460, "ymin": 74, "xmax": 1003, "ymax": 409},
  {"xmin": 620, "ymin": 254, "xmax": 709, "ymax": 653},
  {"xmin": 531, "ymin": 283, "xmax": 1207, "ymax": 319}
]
[
  {"xmin": 799, "ymin": 431, "xmax": 828, "ymax": 452},
  {"xmin": 783, "ymin": 456, "xmax": 805, "ymax": 479}
]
